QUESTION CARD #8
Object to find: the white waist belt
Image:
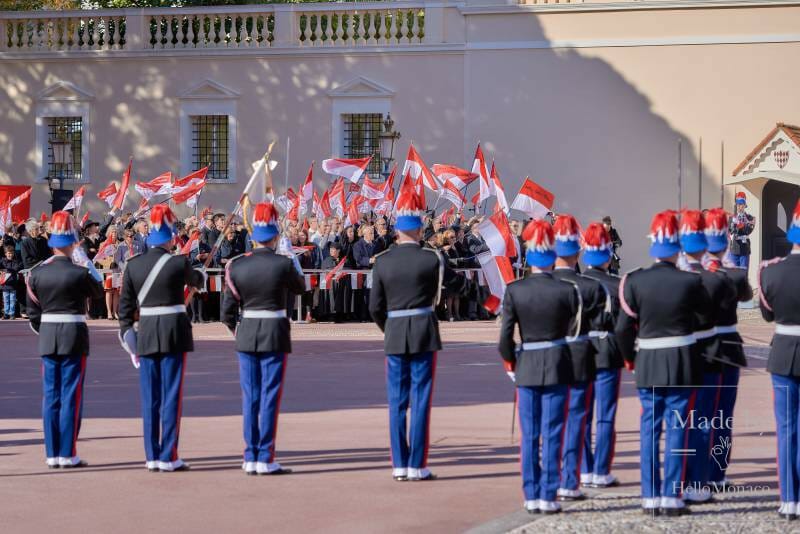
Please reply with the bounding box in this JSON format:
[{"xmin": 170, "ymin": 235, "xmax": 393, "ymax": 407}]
[
  {"xmin": 715, "ymin": 325, "xmax": 738, "ymax": 335},
  {"xmin": 387, "ymin": 306, "xmax": 434, "ymax": 318},
  {"xmin": 139, "ymin": 305, "xmax": 186, "ymax": 316},
  {"xmin": 775, "ymin": 324, "xmax": 800, "ymax": 336},
  {"xmin": 242, "ymin": 309, "xmax": 288, "ymax": 319},
  {"xmin": 589, "ymin": 330, "xmax": 613, "ymax": 339},
  {"xmin": 693, "ymin": 328, "xmax": 717, "ymax": 340},
  {"xmin": 521, "ymin": 338, "xmax": 567, "ymax": 351},
  {"xmin": 40, "ymin": 313, "xmax": 86, "ymax": 323},
  {"xmin": 637, "ymin": 335, "xmax": 696, "ymax": 350},
  {"xmin": 567, "ymin": 335, "xmax": 590, "ymax": 343}
]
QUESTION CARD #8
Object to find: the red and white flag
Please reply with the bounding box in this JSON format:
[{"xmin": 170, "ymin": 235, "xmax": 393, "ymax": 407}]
[
  {"xmin": 432, "ymin": 165, "xmax": 478, "ymax": 191},
  {"xmin": 97, "ymin": 182, "xmax": 118, "ymax": 208},
  {"xmin": 490, "ymin": 162, "xmax": 509, "ymax": 214},
  {"xmin": 94, "ymin": 234, "xmax": 116, "ymax": 263},
  {"xmin": 172, "ymin": 179, "xmax": 206, "ymax": 206},
  {"xmin": 179, "ymin": 230, "xmax": 201, "ymax": 256},
  {"xmin": 511, "ymin": 177, "xmax": 555, "ymax": 220},
  {"xmin": 276, "ymin": 187, "xmax": 298, "ymax": 213},
  {"xmin": 360, "ymin": 175, "xmax": 385, "ymax": 200},
  {"xmin": 440, "ymin": 206, "xmax": 456, "ymax": 227},
  {"xmin": 323, "ymin": 257, "xmax": 348, "ymax": 288},
  {"xmin": 300, "ymin": 164, "xmax": 314, "ymax": 210},
  {"xmin": 321, "ymin": 157, "xmax": 371, "ymax": 183},
  {"xmin": 329, "ymin": 178, "xmax": 346, "ymax": 217},
  {"xmin": 374, "ymin": 187, "xmax": 395, "ymax": 216},
  {"xmin": 112, "ymin": 158, "xmax": 133, "ymax": 212},
  {"xmin": 79, "ymin": 212, "xmax": 90, "ymax": 228},
  {"xmin": 402, "ymin": 145, "xmax": 439, "ymax": 192},
  {"xmin": 477, "ymin": 210, "xmax": 519, "ymax": 258},
  {"xmin": 63, "ymin": 186, "xmax": 86, "ymax": 212},
  {"xmin": 440, "ymin": 179, "xmax": 467, "ymax": 210},
  {"xmin": 344, "ymin": 197, "xmax": 364, "ymax": 227},
  {"xmin": 135, "ymin": 172, "xmax": 173, "ymax": 201},
  {"xmin": 478, "ymin": 252, "xmax": 515, "ymax": 314},
  {"xmin": 133, "ymin": 198, "xmax": 149, "ymax": 218},
  {"xmin": 472, "ymin": 144, "xmax": 493, "ymax": 204},
  {"xmin": 8, "ymin": 188, "xmax": 31, "ymax": 208},
  {"xmin": 172, "ymin": 167, "xmax": 208, "ymax": 191},
  {"xmin": 314, "ymin": 190, "xmax": 332, "ymax": 219}
]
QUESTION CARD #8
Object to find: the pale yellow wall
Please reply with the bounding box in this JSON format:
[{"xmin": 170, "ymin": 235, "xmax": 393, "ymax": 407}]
[{"xmin": 2, "ymin": 1, "xmax": 800, "ymax": 271}]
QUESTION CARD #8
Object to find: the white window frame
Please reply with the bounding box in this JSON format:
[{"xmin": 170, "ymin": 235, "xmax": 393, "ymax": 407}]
[
  {"xmin": 328, "ymin": 77, "xmax": 394, "ymax": 157},
  {"xmin": 36, "ymin": 102, "xmax": 91, "ymax": 184},
  {"xmin": 179, "ymin": 81, "xmax": 239, "ymax": 184}
]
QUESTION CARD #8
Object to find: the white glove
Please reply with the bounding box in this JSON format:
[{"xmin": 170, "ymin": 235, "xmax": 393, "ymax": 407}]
[
  {"xmin": 130, "ymin": 353, "xmax": 140, "ymax": 369},
  {"xmin": 506, "ymin": 371, "xmax": 516, "ymax": 383}
]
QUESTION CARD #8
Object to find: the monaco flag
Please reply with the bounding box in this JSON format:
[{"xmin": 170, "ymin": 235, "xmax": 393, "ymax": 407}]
[
  {"xmin": 324, "ymin": 257, "xmax": 348, "ymax": 288},
  {"xmin": 511, "ymin": 177, "xmax": 555, "ymax": 220},
  {"xmin": 94, "ymin": 234, "xmax": 116, "ymax": 263},
  {"xmin": 402, "ymin": 144, "xmax": 439, "ymax": 192},
  {"xmin": 472, "ymin": 144, "xmax": 494, "ymax": 204},
  {"xmin": 490, "ymin": 162, "xmax": 509, "ymax": 214},
  {"xmin": 300, "ymin": 164, "xmax": 314, "ymax": 206},
  {"xmin": 135, "ymin": 172, "xmax": 173, "ymax": 201},
  {"xmin": 360, "ymin": 175, "xmax": 385, "ymax": 200},
  {"xmin": 172, "ymin": 178, "xmax": 206, "ymax": 205},
  {"xmin": 374, "ymin": 187, "xmax": 394, "ymax": 216},
  {"xmin": 440, "ymin": 179, "xmax": 467, "ymax": 210},
  {"xmin": 432, "ymin": 164, "xmax": 478, "ymax": 191},
  {"xmin": 63, "ymin": 185, "xmax": 86, "ymax": 212},
  {"xmin": 329, "ymin": 178, "xmax": 346, "ymax": 217},
  {"xmin": 97, "ymin": 182, "xmax": 118, "ymax": 208},
  {"xmin": 477, "ymin": 252, "xmax": 515, "ymax": 314},
  {"xmin": 477, "ymin": 210, "xmax": 519, "ymax": 258},
  {"xmin": 322, "ymin": 157, "xmax": 371, "ymax": 183},
  {"xmin": 112, "ymin": 158, "xmax": 133, "ymax": 212}
]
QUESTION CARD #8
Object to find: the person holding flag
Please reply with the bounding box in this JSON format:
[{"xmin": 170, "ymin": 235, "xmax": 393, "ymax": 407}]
[
  {"xmin": 498, "ymin": 218, "xmax": 580, "ymax": 514},
  {"xmin": 118, "ymin": 205, "xmax": 205, "ymax": 472},
  {"xmin": 221, "ymin": 202, "xmax": 305, "ymax": 476},
  {"xmin": 26, "ymin": 211, "xmax": 104, "ymax": 468},
  {"xmin": 368, "ymin": 183, "xmax": 466, "ymax": 482}
]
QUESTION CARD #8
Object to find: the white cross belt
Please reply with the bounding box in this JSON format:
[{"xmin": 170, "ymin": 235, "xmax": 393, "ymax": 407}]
[
  {"xmin": 139, "ymin": 305, "xmax": 187, "ymax": 316},
  {"xmin": 637, "ymin": 335, "xmax": 696, "ymax": 350},
  {"xmin": 387, "ymin": 306, "xmax": 434, "ymax": 318},
  {"xmin": 242, "ymin": 309, "xmax": 288, "ymax": 319},
  {"xmin": 40, "ymin": 313, "xmax": 86, "ymax": 323}
]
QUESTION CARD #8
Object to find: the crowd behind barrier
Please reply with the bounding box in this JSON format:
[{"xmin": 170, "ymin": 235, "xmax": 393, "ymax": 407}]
[{"xmin": 2, "ymin": 206, "xmax": 588, "ymax": 323}]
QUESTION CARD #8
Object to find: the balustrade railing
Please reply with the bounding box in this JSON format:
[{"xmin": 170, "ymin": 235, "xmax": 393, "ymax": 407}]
[{"xmin": 0, "ymin": 2, "xmax": 439, "ymax": 54}]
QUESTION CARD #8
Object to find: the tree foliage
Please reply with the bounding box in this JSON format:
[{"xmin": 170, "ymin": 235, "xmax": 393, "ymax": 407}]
[{"xmin": 0, "ymin": 0, "xmax": 338, "ymax": 9}]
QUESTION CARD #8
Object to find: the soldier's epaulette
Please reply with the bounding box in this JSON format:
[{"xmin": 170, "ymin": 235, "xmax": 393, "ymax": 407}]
[
  {"xmin": 622, "ymin": 267, "xmax": 643, "ymax": 278},
  {"xmin": 421, "ymin": 247, "xmax": 443, "ymax": 258},
  {"xmin": 227, "ymin": 252, "xmax": 250, "ymax": 266}
]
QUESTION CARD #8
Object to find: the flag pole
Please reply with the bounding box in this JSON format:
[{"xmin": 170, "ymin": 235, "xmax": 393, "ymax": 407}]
[
  {"xmin": 678, "ymin": 140, "xmax": 682, "ymax": 210},
  {"xmin": 698, "ymin": 136, "xmax": 703, "ymax": 210},
  {"xmin": 720, "ymin": 141, "xmax": 725, "ymax": 207},
  {"xmin": 285, "ymin": 137, "xmax": 290, "ymax": 194},
  {"xmin": 186, "ymin": 140, "xmax": 277, "ymax": 305}
]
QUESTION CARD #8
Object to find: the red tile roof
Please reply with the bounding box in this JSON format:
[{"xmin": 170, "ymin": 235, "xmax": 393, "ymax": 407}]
[{"xmin": 732, "ymin": 122, "xmax": 800, "ymax": 176}]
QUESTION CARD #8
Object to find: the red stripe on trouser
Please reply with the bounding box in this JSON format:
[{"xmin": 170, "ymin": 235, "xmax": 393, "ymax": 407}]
[
  {"xmin": 772, "ymin": 385, "xmax": 781, "ymax": 496},
  {"xmin": 72, "ymin": 355, "xmax": 87, "ymax": 457},
  {"xmin": 609, "ymin": 370, "xmax": 622, "ymax": 467},
  {"xmin": 574, "ymin": 382, "xmax": 593, "ymax": 484},
  {"xmin": 679, "ymin": 390, "xmax": 697, "ymax": 496},
  {"xmin": 269, "ymin": 354, "xmax": 288, "ymax": 463},
  {"xmin": 171, "ymin": 353, "xmax": 187, "ymax": 462},
  {"xmin": 558, "ymin": 388, "xmax": 571, "ymax": 473},
  {"xmin": 421, "ymin": 352, "xmax": 437, "ymax": 468},
  {"xmin": 385, "ymin": 357, "xmax": 392, "ymax": 467},
  {"xmin": 516, "ymin": 388, "xmax": 524, "ymax": 501}
]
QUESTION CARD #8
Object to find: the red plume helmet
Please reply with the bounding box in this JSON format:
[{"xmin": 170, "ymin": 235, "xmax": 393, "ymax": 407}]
[
  {"xmin": 149, "ymin": 204, "xmax": 177, "ymax": 231},
  {"xmin": 253, "ymin": 202, "xmax": 279, "ymax": 226},
  {"xmin": 704, "ymin": 208, "xmax": 729, "ymax": 236},
  {"xmin": 47, "ymin": 211, "xmax": 79, "ymax": 248},
  {"xmin": 522, "ymin": 219, "xmax": 554, "ymax": 252},
  {"xmin": 583, "ymin": 222, "xmax": 612, "ymax": 251},
  {"xmin": 679, "ymin": 209, "xmax": 705, "ymax": 235}
]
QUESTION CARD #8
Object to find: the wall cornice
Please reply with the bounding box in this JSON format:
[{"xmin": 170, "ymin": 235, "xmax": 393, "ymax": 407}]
[{"xmin": 460, "ymin": 0, "xmax": 800, "ymax": 15}]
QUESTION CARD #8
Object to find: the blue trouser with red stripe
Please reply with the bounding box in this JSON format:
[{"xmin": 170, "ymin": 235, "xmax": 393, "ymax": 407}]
[
  {"xmin": 386, "ymin": 352, "xmax": 435, "ymax": 469},
  {"xmin": 138, "ymin": 353, "xmax": 186, "ymax": 463},
  {"xmin": 708, "ymin": 366, "xmax": 740, "ymax": 483},
  {"xmin": 42, "ymin": 354, "xmax": 87, "ymax": 459},
  {"xmin": 772, "ymin": 373, "xmax": 800, "ymax": 503},
  {"xmin": 238, "ymin": 352, "xmax": 287, "ymax": 463},
  {"xmin": 560, "ymin": 381, "xmax": 592, "ymax": 490},
  {"xmin": 686, "ymin": 372, "xmax": 723, "ymax": 487},
  {"xmin": 518, "ymin": 384, "xmax": 567, "ymax": 501},
  {"xmin": 639, "ymin": 387, "xmax": 693, "ymax": 499},
  {"xmin": 582, "ymin": 369, "xmax": 621, "ymax": 477}
]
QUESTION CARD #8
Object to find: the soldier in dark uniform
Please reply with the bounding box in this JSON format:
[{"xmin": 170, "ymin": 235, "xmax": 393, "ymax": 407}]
[
  {"xmin": 221, "ymin": 202, "xmax": 305, "ymax": 476},
  {"xmin": 26, "ymin": 211, "xmax": 103, "ymax": 468},
  {"xmin": 704, "ymin": 208, "xmax": 752, "ymax": 491},
  {"xmin": 616, "ymin": 210, "xmax": 710, "ymax": 516},
  {"xmin": 579, "ymin": 222, "xmax": 624, "ymax": 489},
  {"xmin": 759, "ymin": 199, "xmax": 800, "ymax": 519},
  {"xmin": 499, "ymin": 219, "xmax": 579, "ymax": 514},
  {"xmin": 677, "ymin": 210, "xmax": 727, "ymax": 504},
  {"xmin": 118, "ymin": 205, "xmax": 205, "ymax": 473},
  {"xmin": 369, "ymin": 185, "xmax": 465, "ymax": 482},
  {"xmin": 728, "ymin": 192, "xmax": 755, "ymax": 269},
  {"xmin": 549, "ymin": 214, "xmax": 604, "ymax": 501}
]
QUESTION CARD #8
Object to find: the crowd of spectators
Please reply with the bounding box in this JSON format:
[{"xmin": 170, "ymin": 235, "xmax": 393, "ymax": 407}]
[{"xmin": 2, "ymin": 207, "xmax": 559, "ymax": 324}]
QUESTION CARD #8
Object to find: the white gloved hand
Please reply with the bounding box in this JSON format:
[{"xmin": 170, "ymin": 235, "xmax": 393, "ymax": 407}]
[
  {"xmin": 130, "ymin": 353, "xmax": 141, "ymax": 369},
  {"xmin": 506, "ymin": 371, "xmax": 516, "ymax": 383}
]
